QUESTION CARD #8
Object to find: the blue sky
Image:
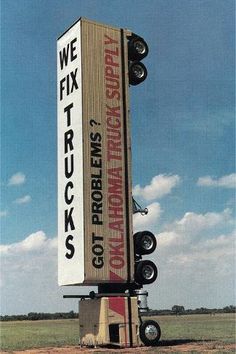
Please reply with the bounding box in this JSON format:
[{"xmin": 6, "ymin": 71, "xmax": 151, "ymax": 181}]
[{"xmin": 0, "ymin": 0, "xmax": 235, "ymax": 315}]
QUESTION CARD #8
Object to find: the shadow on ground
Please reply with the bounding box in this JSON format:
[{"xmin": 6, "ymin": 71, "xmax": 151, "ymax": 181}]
[{"xmin": 158, "ymin": 339, "xmax": 211, "ymax": 347}]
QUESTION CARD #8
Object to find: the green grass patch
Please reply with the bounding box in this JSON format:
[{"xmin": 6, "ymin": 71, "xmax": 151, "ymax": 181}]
[
  {"xmin": 0, "ymin": 313, "xmax": 235, "ymax": 351},
  {"xmin": 147, "ymin": 313, "xmax": 236, "ymax": 343},
  {"xmin": 0, "ymin": 319, "xmax": 80, "ymax": 351}
]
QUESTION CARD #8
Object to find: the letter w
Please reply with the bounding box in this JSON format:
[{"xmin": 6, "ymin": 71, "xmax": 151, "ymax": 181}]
[{"xmin": 59, "ymin": 45, "xmax": 69, "ymax": 70}]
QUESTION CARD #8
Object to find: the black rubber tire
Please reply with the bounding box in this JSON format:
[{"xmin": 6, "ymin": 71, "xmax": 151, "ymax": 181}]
[
  {"xmin": 139, "ymin": 320, "xmax": 161, "ymax": 346},
  {"xmin": 135, "ymin": 260, "xmax": 158, "ymax": 285},
  {"xmin": 128, "ymin": 36, "xmax": 149, "ymax": 61},
  {"xmin": 129, "ymin": 61, "xmax": 148, "ymax": 85},
  {"xmin": 134, "ymin": 231, "xmax": 157, "ymax": 255}
]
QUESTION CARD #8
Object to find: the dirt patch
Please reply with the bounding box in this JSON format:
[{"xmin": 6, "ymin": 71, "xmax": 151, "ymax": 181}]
[{"xmin": 2, "ymin": 341, "xmax": 235, "ymax": 354}]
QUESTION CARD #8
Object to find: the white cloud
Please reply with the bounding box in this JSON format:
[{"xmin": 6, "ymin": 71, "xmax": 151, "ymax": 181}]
[
  {"xmin": 133, "ymin": 174, "xmax": 180, "ymax": 201},
  {"xmin": 148, "ymin": 208, "xmax": 235, "ymax": 308},
  {"xmin": 0, "ymin": 231, "xmax": 56, "ymax": 255},
  {"xmin": 133, "ymin": 202, "xmax": 162, "ymax": 232},
  {"xmin": 0, "ymin": 232, "xmax": 93, "ymax": 315},
  {"xmin": 8, "ymin": 172, "xmax": 26, "ymax": 186},
  {"xmin": 0, "ymin": 210, "xmax": 8, "ymax": 218},
  {"xmin": 197, "ymin": 173, "xmax": 236, "ymax": 188},
  {"xmin": 13, "ymin": 195, "xmax": 31, "ymax": 204},
  {"xmin": 176, "ymin": 208, "xmax": 232, "ymax": 234},
  {"xmin": 158, "ymin": 208, "xmax": 233, "ymax": 247}
]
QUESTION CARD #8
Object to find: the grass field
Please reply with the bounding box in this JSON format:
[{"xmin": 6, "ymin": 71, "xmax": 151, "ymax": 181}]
[
  {"xmin": 0, "ymin": 313, "xmax": 235, "ymax": 352},
  {"xmin": 147, "ymin": 313, "xmax": 235, "ymax": 343}
]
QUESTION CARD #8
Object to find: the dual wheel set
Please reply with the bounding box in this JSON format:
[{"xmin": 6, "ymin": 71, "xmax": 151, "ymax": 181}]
[
  {"xmin": 128, "ymin": 34, "xmax": 149, "ymax": 86},
  {"xmin": 133, "ymin": 230, "xmax": 158, "ymax": 285}
]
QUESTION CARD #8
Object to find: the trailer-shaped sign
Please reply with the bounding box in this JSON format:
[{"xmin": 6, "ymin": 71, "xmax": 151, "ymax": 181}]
[{"xmin": 57, "ymin": 18, "xmax": 134, "ymax": 285}]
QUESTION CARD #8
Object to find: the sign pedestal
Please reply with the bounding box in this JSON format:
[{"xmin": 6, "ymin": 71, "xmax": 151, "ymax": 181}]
[{"xmin": 79, "ymin": 295, "xmax": 140, "ymax": 347}]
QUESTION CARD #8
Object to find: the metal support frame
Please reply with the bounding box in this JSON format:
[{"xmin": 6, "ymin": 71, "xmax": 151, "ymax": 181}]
[{"xmin": 132, "ymin": 197, "xmax": 148, "ymax": 215}]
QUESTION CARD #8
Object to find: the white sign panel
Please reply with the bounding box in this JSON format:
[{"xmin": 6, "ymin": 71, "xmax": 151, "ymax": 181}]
[{"xmin": 57, "ymin": 20, "xmax": 84, "ymax": 285}]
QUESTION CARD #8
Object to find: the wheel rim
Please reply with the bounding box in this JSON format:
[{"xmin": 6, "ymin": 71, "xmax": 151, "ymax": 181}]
[
  {"xmin": 142, "ymin": 235, "xmax": 153, "ymax": 251},
  {"xmin": 134, "ymin": 40, "xmax": 146, "ymax": 55},
  {"xmin": 142, "ymin": 265, "xmax": 154, "ymax": 280},
  {"xmin": 145, "ymin": 324, "xmax": 158, "ymax": 340},
  {"xmin": 132, "ymin": 64, "xmax": 145, "ymax": 79}
]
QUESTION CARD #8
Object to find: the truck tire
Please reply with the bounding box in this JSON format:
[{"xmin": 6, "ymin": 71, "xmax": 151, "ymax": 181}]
[
  {"xmin": 135, "ymin": 260, "xmax": 158, "ymax": 284},
  {"xmin": 129, "ymin": 61, "xmax": 147, "ymax": 85},
  {"xmin": 128, "ymin": 36, "xmax": 149, "ymax": 61},
  {"xmin": 134, "ymin": 231, "xmax": 157, "ymax": 255},
  {"xmin": 139, "ymin": 320, "xmax": 161, "ymax": 346}
]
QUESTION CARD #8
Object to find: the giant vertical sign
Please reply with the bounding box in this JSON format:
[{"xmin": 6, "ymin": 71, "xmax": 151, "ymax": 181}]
[
  {"xmin": 58, "ymin": 18, "xmax": 134, "ymax": 285},
  {"xmin": 57, "ymin": 20, "xmax": 84, "ymax": 285}
]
